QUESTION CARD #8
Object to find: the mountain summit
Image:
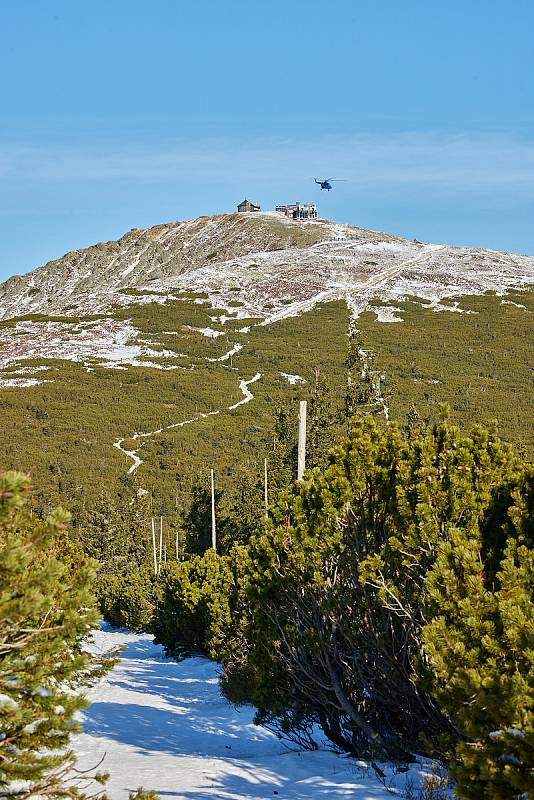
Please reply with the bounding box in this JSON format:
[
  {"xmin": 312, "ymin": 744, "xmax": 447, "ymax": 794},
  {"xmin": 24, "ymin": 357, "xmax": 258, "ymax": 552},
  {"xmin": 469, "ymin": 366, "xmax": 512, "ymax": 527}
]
[{"xmin": 1, "ymin": 212, "xmax": 532, "ymax": 328}]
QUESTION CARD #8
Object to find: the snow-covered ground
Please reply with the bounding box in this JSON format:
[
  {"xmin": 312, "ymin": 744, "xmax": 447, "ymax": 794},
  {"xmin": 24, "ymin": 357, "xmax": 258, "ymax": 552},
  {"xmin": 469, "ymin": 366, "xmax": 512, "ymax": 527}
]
[
  {"xmin": 1, "ymin": 216, "xmax": 533, "ymax": 379},
  {"xmin": 73, "ymin": 627, "xmax": 434, "ymax": 799}
]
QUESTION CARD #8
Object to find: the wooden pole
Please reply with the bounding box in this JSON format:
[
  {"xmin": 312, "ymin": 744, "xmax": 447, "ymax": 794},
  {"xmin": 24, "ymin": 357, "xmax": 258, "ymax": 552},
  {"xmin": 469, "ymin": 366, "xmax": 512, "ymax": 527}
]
[
  {"xmin": 159, "ymin": 516, "xmax": 163, "ymax": 574},
  {"xmin": 210, "ymin": 468, "xmax": 217, "ymax": 551},
  {"xmin": 151, "ymin": 517, "xmax": 157, "ymax": 575},
  {"xmin": 264, "ymin": 457, "xmax": 268, "ymax": 517},
  {"xmin": 297, "ymin": 400, "xmax": 307, "ymax": 481},
  {"xmin": 175, "ymin": 528, "xmax": 179, "ymax": 560}
]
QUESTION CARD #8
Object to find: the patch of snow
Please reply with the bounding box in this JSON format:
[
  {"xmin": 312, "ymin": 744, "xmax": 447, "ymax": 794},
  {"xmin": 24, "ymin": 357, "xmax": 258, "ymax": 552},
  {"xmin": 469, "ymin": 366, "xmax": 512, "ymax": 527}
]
[
  {"xmin": 120, "ymin": 264, "xmax": 136, "ymax": 279},
  {"xmin": 0, "ymin": 377, "xmax": 52, "ymax": 388},
  {"xmin": 199, "ymin": 327, "xmax": 225, "ymax": 338},
  {"xmin": 371, "ymin": 306, "xmax": 405, "ymax": 323},
  {"xmin": 490, "ymin": 727, "xmax": 525, "ymax": 738},
  {"xmin": 6, "ymin": 365, "xmax": 52, "ymax": 375},
  {"xmin": 280, "ymin": 372, "xmax": 305, "ymax": 385},
  {"xmin": 501, "ymin": 299, "xmax": 527, "ymax": 309},
  {"xmin": 73, "ymin": 626, "xmax": 432, "ymax": 799},
  {"xmin": 229, "ymin": 373, "xmax": 262, "ymax": 410},
  {"xmin": 0, "ymin": 693, "xmax": 18, "ymax": 707},
  {"xmin": 207, "ymin": 342, "xmax": 243, "ymax": 363}
]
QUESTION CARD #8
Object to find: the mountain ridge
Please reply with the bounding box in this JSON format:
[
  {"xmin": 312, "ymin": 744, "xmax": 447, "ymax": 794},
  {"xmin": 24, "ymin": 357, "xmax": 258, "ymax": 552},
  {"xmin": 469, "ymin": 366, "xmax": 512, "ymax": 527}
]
[
  {"xmin": 0, "ymin": 211, "xmax": 532, "ymax": 509},
  {"xmin": 1, "ymin": 211, "xmax": 533, "ymax": 328}
]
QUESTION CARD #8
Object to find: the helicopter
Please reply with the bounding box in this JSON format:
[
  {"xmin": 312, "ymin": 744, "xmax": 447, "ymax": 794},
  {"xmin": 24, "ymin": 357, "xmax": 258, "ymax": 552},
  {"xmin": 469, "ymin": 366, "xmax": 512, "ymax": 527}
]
[{"xmin": 314, "ymin": 178, "xmax": 345, "ymax": 191}]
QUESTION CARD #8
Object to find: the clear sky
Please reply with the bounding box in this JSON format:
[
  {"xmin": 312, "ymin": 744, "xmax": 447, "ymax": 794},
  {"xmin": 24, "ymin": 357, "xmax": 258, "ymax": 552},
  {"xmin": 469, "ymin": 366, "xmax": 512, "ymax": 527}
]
[{"xmin": 1, "ymin": 0, "xmax": 533, "ymax": 281}]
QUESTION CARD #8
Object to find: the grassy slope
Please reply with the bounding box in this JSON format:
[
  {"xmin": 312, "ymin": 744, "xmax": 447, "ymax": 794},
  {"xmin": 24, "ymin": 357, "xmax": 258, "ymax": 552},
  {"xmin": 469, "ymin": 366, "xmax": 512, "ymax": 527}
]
[
  {"xmin": 1, "ymin": 287, "xmax": 532, "ymax": 518},
  {"xmin": 0, "ymin": 297, "xmax": 350, "ymax": 514},
  {"xmin": 357, "ymin": 288, "xmax": 534, "ymax": 456}
]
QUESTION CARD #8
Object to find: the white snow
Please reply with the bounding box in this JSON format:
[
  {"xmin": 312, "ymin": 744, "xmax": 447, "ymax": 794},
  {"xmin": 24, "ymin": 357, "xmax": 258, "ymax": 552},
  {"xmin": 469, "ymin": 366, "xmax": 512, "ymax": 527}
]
[
  {"xmin": 2, "ymin": 219, "xmax": 532, "ymax": 390},
  {"xmin": 207, "ymin": 342, "xmax": 244, "ymax": 363},
  {"xmin": 0, "ymin": 377, "xmax": 52, "ymax": 388},
  {"xmin": 73, "ymin": 626, "xmax": 430, "ymax": 799},
  {"xmin": 199, "ymin": 327, "xmax": 225, "ymax": 338},
  {"xmin": 501, "ymin": 299, "xmax": 527, "ymax": 309},
  {"xmin": 229, "ymin": 373, "xmax": 262, "ymax": 410},
  {"xmin": 369, "ymin": 306, "xmax": 405, "ymax": 323},
  {"xmin": 280, "ymin": 372, "xmax": 305, "ymax": 385},
  {"xmin": 0, "ymin": 692, "xmax": 18, "ymax": 707}
]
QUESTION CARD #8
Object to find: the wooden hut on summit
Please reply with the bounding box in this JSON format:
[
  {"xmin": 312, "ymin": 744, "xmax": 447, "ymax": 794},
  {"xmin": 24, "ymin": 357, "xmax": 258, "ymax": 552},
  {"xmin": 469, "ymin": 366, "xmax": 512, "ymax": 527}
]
[{"xmin": 237, "ymin": 199, "xmax": 261, "ymax": 213}]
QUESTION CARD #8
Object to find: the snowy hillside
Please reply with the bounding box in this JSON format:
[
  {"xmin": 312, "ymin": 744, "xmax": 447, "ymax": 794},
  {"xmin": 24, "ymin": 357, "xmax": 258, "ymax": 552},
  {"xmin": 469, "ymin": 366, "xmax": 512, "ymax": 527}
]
[
  {"xmin": 1, "ymin": 211, "xmax": 532, "ymax": 377},
  {"xmin": 73, "ymin": 627, "xmax": 439, "ymax": 799}
]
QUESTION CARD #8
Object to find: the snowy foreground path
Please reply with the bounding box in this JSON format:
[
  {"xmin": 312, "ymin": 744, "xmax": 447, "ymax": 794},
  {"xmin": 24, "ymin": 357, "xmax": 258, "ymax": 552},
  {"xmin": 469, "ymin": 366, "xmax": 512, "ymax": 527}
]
[{"xmin": 73, "ymin": 627, "xmax": 421, "ymax": 799}]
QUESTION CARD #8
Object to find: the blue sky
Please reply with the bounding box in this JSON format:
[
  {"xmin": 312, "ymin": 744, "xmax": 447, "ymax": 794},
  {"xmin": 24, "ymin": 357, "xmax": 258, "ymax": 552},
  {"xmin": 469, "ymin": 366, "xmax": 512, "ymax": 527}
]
[{"xmin": 1, "ymin": 0, "xmax": 533, "ymax": 281}]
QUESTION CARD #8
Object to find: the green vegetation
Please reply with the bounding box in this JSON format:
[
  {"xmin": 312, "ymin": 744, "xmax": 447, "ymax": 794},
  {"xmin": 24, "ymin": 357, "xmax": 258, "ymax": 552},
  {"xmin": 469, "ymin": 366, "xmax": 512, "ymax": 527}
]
[
  {"xmin": 424, "ymin": 465, "xmax": 533, "ymax": 799},
  {"xmin": 2, "ymin": 275, "xmax": 532, "ymax": 796},
  {"xmin": 0, "ymin": 297, "xmax": 350, "ymax": 538},
  {"xmin": 0, "ymin": 313, "xmax": 91, "ymax": 329},
  {"xmin": 357, "ymin": 289, "xmax": 534, "ymax": 456},
  {"xmin": 1, "ymin": 287, "xmax": 532, "ymax": 573},
  {"xmin": 114, "ymin": 414, "xmax": 533, "ymax": 799},
  {"xmin": 0, "ymin": 471, "xmax": 111, "ymax": 798}
]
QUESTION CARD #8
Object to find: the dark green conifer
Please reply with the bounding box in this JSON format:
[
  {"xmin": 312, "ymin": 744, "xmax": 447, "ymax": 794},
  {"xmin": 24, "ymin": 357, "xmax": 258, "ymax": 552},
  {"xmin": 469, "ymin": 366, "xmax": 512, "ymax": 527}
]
[
  {"xmin": 423, "ymin": 467, "xmax": 534, "ymax": 799},
  {"xmin": 0, "ymin": 471, "xmax": 111, "ymax": 799}
]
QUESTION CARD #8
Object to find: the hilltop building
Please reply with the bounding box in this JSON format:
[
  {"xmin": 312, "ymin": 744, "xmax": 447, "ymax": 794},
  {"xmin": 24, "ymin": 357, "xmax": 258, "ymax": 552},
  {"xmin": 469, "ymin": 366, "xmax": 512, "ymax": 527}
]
[
  {"xmin": 275, "ymin": 202, "xmax": 318, "ymax": 220},
  {"xmin": 237, "ymin": 199, "xmax": 261, "ymax": 213}
]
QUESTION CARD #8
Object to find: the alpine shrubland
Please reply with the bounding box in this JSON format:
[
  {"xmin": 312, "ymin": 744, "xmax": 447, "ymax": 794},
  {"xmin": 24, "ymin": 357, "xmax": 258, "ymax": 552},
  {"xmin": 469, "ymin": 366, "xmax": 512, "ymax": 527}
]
[
  {"xmin": 97, "ymin": 412, "xmax": 533, "ymax": 799},
  {"xmin": 1, "ymin": 220, "xmax": 533, "ymax": 798}
]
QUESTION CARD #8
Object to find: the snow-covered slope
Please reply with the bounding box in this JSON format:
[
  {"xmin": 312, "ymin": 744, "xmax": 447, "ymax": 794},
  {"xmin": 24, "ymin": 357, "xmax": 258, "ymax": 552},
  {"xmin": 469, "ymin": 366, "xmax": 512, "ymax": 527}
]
[
  {"xmin": 73, "ymin": 627, "xmax": 438, "ymax": 799},
  {"xmin": 1, "ymin": 212, "xmax": 532, "ymax": 376},
  {"xmin": 2, "ymin": 212, "xmax": 532, "ymax": 325},
  {"xmin": 0, "ymin": 213, "xmax": 348, "ymax": 321}
]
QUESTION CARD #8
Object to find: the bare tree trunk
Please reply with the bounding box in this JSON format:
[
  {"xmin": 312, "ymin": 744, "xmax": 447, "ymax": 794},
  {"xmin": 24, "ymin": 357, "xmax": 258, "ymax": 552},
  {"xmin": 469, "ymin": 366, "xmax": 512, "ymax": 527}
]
[{"xmin": 158, "ymin": 516, "xmax": 163, "ymax": 574}]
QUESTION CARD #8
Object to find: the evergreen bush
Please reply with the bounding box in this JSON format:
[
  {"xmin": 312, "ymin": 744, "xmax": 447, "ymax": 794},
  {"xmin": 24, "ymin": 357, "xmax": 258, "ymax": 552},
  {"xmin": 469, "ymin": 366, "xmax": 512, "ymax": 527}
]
[
  {"xmin": 236, "ymin": 411, "xmax": 529, "ymax": 787},
  {"xmin": 98, "ymin": 566, "xmax": 156, "ymax": 631},
  {"xmin": 423, "ymin": 466, "xmax": 533, "ymax": 798},
  {"xmin": 0, "ymin": 471, "xmax": 111, "ymax": 799}
]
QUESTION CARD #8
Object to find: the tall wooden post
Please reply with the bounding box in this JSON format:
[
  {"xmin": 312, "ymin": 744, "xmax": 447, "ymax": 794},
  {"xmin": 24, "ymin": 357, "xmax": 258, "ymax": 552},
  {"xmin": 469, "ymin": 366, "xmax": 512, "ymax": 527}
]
[
  {"xmin": 175, "ymin": 529, "xmax": 179, "ymax": 561},
  {"xmin": 151, "ymin": 517, "xmax": 157, "ymax": 575},
  {"xmin": 158, "ymin": 516, "xmax": 163, "ymax": 575},
  {"xmin": 211, "ymin": 468, "xmax": 217, "ymax": 551},
  {"xmin": 297, "ymin": 400, "xmax": 307, "ymax": 481},
  {"xmin": 264, "ymin": 457, "xmax": 269, "ymax": 517}
]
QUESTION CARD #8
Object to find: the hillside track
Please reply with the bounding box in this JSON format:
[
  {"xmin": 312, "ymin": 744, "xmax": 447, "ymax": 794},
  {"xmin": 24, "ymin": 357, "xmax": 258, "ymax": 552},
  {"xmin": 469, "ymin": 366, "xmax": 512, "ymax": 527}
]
[
  {"xmin": 261, "ymin": 244, "xmax": 442, "ymax": 327},
  {"xmin": 113, "ymin": 371, "xmax": 262, "ymax": 477}
]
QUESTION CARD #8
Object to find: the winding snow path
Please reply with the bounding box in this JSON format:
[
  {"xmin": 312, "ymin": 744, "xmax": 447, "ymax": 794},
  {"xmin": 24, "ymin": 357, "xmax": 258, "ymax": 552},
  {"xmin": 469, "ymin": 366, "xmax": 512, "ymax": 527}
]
[
  {"xmin": 229, "ymin": 373, "xmax": 262, "ymax": 410},
  {"xmin": 113, "ymin": 247, "xmax": 445, "ymax": 478},
  {"xmin": 73, "ymin": 626, "xmax": 426, "ymax": 800},
  {"xmin": 113, "ymin": 373, "xmax": 262, "ymax": 475},
  {"xmin": 207, "ymin": 342, "xmax": 244, "ymax": 362}
]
